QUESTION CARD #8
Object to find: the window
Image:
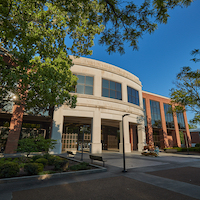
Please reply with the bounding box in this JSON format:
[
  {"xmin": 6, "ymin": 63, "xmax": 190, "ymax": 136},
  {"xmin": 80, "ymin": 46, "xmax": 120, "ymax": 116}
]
[
  {"xmin": 127, "ymin": 86, "xmax": 139, "ymax": 106},
  {"xmin": 176, "ymin": 112, "xmax": 185, "ymax": 129},
  {"xmin": 143, "ymin": 98, "xmax": 147, "ymax": 126},
  {"xmin": 75, "ymin": 75, "xmax": 93, "ymax": 95},
  {"xmin": 150, "ymin": 100, "xmax": 162, "ymax": 128},
  {"xmin": 102, "ymin": 79, "xmax": 122, "ymax": 100},
  {"xmin": 164, "ymin": 104, "xmax": 174, "ymax": 128}
]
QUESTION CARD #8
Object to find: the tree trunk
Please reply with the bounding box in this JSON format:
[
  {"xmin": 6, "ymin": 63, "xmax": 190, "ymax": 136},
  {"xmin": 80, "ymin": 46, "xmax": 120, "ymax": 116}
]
[{"xmin": 5, "ymin": 103, "xmax": 25, "ymax": 154}]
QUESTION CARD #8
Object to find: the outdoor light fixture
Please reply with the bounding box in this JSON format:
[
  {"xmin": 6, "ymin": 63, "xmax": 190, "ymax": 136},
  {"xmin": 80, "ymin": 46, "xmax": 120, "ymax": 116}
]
[{"xmin": 122, "ymin": 113, "xmax": 130, "ymax": 172}]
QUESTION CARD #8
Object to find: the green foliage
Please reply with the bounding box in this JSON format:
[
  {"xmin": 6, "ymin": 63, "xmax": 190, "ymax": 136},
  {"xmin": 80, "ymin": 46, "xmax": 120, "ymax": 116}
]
[
  {"xmin": 43, "ymin": 153, "xmax": 57, "ymax": 165},
  {"xmin": 17, "ymin": 137, "xmax": 57, "ymax": 157},
  {"xmin": 17, "ymin": 138, "xmax": 37, "ymax": 157},
  {"xmin": 188, "ymin": 124, "xmax": 198, "ymax": 129},
  {"xmin": 195, "ymin": 143, "xmax": 200, "ymax": 147},
  {"xmin": 34, "ymin": 137, "xmax": 57, "ymax": 153},
  {"xmin": 0, "ymin": 162, "xmax": 20, "ymax": 178},
  {"xmin": 0, "ymin": 0, "xmax": 195, "ymax": 116},
  {"xmin": 24, "ymin": 163, "xmax": 44, "ymax": 175},
  {"xmin": 35, "ymin": 158, "xmax": 48, "ymax": 166},
  {"xmin": 69, "ymin": 162, "xmax": 90, "ymax": 171},
  {"xmin": 32, "ymin": 155, "xmax": 44, "ymax": 162},
  {"xmin": 54, "ymin": 159, "xmax": 69, "ymax": 171},
  {"xmin": 170, "ymin": 51, "xmax": 200, "ymax": 125}
]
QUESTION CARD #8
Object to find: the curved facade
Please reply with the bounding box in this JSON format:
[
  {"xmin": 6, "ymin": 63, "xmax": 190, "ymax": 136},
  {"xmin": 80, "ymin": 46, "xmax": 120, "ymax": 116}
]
[{"xmin": 51, "ymin": 57, "xmax": 146, "ymax": 154}]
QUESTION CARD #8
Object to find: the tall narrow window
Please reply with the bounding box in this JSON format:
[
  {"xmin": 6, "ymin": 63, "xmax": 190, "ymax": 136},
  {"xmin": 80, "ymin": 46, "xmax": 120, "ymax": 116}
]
[
  {"xmin": 150, "ymin": 100, "xmax": 162, "ymax": 128},
  {"xmin": 75, "ymin": 75, "xmax": 93, "ymax": 95},
  {"xmin": 164, "ymin": 104, "xmax": 174, "ymax": 128},
  {"xmin": 102, "ymin": 79, "xmax": 122, "ymax": 100},
  {"xmin": 127, "ymin": 86, "xmax": 139, "ymax": 106},
  {"xmin": 176, "ymin": 112, "xmax": 185, "ymax": 129}
]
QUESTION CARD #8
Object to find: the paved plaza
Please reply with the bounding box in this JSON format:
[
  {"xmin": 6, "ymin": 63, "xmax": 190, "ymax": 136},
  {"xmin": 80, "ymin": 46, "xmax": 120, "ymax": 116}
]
[{"xmin": 1, "ymin": 151, "xmax": 200, "ymax": 200}]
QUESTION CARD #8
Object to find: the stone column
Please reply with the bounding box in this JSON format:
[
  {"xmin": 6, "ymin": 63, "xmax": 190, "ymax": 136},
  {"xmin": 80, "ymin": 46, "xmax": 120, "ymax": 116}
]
[
  {"xmin": 137, "ymin": 123, "xmax": 146, "ymax": 151},
  {"xmin": 119, "ymin": 117, "xmax": 131, "ymax": 153},
  {"xmin": 50, "ymin": 107, "xmax": 63, "ymax": 154},
  {"xmin": 160, "ymin": 102, "xmax": 169, "ymax": 148},
  {"xmin": 183, "ymin": 110, "xmax": 192, "ymax": 147},
  {"xmin": 172, "ymin": 107, "xmax": 181, "ymax": 147},
  {"xmin": 130, "ymin": 125, "xmax": 134, "ymax": 151},
  {"xmin": 91, "ymin": 109, "xmax": 102, "ymax": 154},
  {"xmin": 122, "ymin": 83, "xmax": 127, "ymax": 102},
  {"xmin": 145, "ymin": 98, "xmax": 154, "ymax": 147}
]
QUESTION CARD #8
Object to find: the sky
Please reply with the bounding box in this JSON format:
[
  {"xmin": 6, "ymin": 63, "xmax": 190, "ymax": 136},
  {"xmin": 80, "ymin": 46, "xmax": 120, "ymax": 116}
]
[{"xmin": 83, "ymin": 0, "xmax": 200, "ymax": 127}]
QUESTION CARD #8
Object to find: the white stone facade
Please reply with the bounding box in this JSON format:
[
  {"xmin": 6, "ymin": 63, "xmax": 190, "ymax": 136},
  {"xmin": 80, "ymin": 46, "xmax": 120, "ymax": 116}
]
[{"xmin": 51, "ymin": 57, "xmax": 146, "ymax": 154}]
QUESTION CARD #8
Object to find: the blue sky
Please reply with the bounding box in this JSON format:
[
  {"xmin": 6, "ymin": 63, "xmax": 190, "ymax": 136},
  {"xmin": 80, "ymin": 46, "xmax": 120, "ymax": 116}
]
[{"xmin": 84, "ymin": 0, "xmax": 200, "ymax": 126}]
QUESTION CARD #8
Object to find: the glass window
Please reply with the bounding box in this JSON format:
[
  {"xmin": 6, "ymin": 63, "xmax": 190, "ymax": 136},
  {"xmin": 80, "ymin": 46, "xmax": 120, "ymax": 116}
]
[
  {"xmin": 176, "ymin": 112, "xmax": 185, "ymax": 129},
  {"xmin": 127, "ymin": 86, "xmax": 139, "ymax": 106},
  {"xmin": 150, "ymin": 100, "xmax": 162, "ymax": 128},
  {"xmin": 164, "ymin": 104, "xmax": 174, "ymax": 128},
  {"xmin": 102, "ymin": 79, "xmax": 122, "ymax": 100},
  {"xmin": 75, "ymin": 74, "xmax": 93, "ymax": 95}
]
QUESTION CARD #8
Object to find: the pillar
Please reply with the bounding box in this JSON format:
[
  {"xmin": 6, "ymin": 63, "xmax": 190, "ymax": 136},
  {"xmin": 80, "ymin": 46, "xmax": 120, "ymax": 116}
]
[
  {"xmin": 172, "ymin": 107, "xmax": 181, "ymax": 147},
  {"xmin": 183, "ymin": 110, "xmax": 192, "ymax": 147},
  {"xmin": 137, "ymin": 122, "xmax": 146, "ymax": 151},
  {"xmin": 91, "ymin": 109, "xmax": 102, "ymax": 154},
  {"xmin": 160, "ymin": 102, "xmax": 169, "ymax": 148},
  {"xmin": 50, "ymin": 108, "xmax": 63, "ymax": 154},
  {"xmin": 119, "ymin": 117, "xmax": 131, "ymax": 153},
  {"xmin": 145, "ymin": 98, "xmax": 154, "ymax": 147}
]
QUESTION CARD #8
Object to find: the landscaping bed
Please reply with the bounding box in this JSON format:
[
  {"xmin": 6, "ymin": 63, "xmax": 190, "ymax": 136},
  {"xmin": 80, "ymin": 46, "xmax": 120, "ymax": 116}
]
[{"xmin": 0, "ymin": 154, "xmax": 95, "ymax": 179}]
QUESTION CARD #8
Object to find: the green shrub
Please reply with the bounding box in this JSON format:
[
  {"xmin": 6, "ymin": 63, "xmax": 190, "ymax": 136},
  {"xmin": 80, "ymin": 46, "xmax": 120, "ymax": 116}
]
[
  {"xmin": 48, "ymin": 156, "xmax": 57, "ymax": 165},
  {"xmin": 18, "ymin": 156, "xmax": 32, "ymax": 163},
  {"xmin": 0, "ymin": 158, "xmax": 6, "ymax": 164},
  {"xmin": 7, "ymin": 158, "xmax": 12, "ymax": 162},
  {"xmin": 54, "ymin": 159, "xmax": 69, "ymax": 171},
  {"xmin": 195, "ymin": 143, "xmax": 200, "ymax": 147},
  {"xmin": 0, "ymin": 162, "xmax": 20, "ymax": 178},
  {"xmin": 70, "ymin": 162, "xmax": 90, "ymax": 171},
  {"xmin": 17, "ymin": 137, "xmax": 57, "ymax": 157},
  {"xmin": 35, "ymin": 158, "xmax": 48, "ymax": 166},
  {"xmin": 43, "ymin": 153, "xmax": 51, "ymax": 160},
  {"xmin": 24, "ymin": 163, "xmax": 44, "ymax": 175},
  {"xmin": 32, "ymin": 155, "xmax": 43, "ymax": 162}
]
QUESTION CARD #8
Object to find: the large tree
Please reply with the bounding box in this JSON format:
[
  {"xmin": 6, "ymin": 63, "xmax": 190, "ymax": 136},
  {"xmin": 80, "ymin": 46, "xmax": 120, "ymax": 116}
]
[
  {"xmin": 0, "ymin": 0, "xmax": 194, "ymax": 152},
  {"xmin": 170, "ymin": 49, "xmax": 200, "ymax": 125}
]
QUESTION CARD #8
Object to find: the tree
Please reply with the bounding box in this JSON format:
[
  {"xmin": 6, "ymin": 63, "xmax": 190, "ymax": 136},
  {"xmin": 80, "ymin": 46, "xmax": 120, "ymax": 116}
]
[
  {"xmin": 0, "ymin": 0, "xmax": 194, "ymax": 153},
  {"xmin": 188, "ymin": 124, "xmax": 197, "ymax": 129},
  {"xmin": 170, "ymin": 50, "xmax": 200, "ymax": 125}
]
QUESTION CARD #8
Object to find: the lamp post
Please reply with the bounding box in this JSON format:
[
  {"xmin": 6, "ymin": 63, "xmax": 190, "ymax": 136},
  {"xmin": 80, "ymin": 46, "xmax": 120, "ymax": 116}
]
[{"xmin": 122, "ymin": 113, "xmax": 130, "ymax": 172}]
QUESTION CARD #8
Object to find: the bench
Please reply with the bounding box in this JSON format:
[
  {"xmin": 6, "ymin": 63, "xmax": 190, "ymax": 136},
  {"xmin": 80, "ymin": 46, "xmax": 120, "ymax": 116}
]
[
  {"xmin": 89, "ymin": 155, "xmax": 106, "ymax": 167},
  {"xmin": 67, "ymin": 151, "xmax": 75, "ymax": 157}
]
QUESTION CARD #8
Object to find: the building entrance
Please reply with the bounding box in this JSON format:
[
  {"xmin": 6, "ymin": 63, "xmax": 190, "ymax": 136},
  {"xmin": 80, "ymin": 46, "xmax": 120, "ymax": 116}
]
[
  {"xmin": 62, "ymin": 117, "xmax": 92, "ymax": 153},
  {"xmin": 101, "ymin": 125, "xmax": 120, "ymax": 151}
]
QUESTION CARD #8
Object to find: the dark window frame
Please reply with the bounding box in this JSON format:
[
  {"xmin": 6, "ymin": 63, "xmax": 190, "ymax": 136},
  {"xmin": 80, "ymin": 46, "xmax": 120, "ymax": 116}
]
[
  {"xmin": 127, "ymin": 86, "xmax": 140, "ymax": 106},
  {"xmin": 75, "ymin": 74, "xmax": 94, "ymax": 95},
  {"xmin": 102, "ymin": 79, "xmax": 122, "ymax": 100},
  {"xmin": 150, "ymin": 100, "xmax": 162, "ymax": 128}
]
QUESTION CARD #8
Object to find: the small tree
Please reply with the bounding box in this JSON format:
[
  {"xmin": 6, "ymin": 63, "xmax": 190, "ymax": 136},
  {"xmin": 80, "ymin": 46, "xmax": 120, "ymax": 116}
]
[
  {"xmin": 170, "ymin": 49, "xmax": 200, "ymax": 125},
  {"xmin": 17, "ymin": 137, "xmax": 56, "ymax": 157}
]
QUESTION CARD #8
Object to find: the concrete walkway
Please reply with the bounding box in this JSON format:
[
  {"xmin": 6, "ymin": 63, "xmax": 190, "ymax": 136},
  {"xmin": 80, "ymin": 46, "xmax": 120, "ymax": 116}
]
[{"xmin": 1, "ymin": 151, "xmax": 200, "ymax": 200}]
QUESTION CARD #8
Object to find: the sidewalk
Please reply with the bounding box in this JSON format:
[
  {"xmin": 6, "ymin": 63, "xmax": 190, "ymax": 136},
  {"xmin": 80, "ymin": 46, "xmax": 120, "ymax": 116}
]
[{"xmin": 1, "ymin": 151, "xmax": 200, "ymax": 200}]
